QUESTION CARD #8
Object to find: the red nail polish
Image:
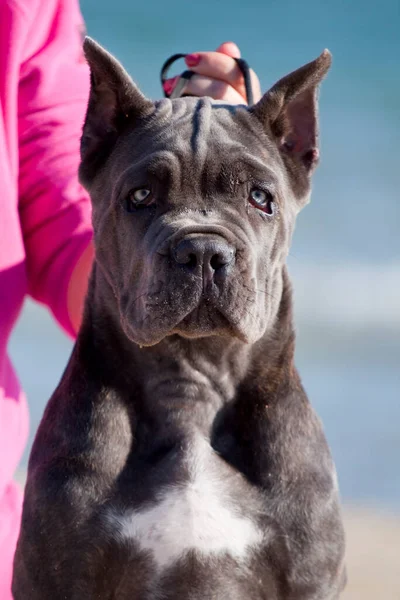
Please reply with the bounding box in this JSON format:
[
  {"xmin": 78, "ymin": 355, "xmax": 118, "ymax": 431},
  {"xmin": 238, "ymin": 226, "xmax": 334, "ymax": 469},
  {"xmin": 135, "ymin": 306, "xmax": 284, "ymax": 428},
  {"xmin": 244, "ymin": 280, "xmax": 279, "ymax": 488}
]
[
  {"xmin": 163, "ymin": 76, "xmax": 178, "ymax": 95},
  {"xmin": 185, "ymin": 53, "xmax": 201, "ymax": 67}
]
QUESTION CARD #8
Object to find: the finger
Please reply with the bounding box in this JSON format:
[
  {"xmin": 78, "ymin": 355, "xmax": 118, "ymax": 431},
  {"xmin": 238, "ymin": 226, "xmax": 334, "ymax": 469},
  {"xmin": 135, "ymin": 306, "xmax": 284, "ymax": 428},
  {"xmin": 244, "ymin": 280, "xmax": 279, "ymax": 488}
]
[
  {"xmin": 182, "ymin": 74, "xmax": 246, "ymax": 105},
  {"xmin": 184, "ymin": 52, "xmax": 262, "ymax": 103},
  {"xmin": 185, "ymin": 51, "xmax": 241, "ymax": 82},
  {"xmin": 215, "ymin": 41, "xmax": 241, "ymax": 59}
]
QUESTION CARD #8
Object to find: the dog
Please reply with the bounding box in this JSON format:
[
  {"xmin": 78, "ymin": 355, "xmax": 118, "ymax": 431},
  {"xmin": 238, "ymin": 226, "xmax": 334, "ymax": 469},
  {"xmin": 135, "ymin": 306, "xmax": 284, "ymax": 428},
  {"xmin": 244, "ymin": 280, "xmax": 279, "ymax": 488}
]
[{"xmin": 13, "ymin": 38, "xmax": 346, "ymax": 599}]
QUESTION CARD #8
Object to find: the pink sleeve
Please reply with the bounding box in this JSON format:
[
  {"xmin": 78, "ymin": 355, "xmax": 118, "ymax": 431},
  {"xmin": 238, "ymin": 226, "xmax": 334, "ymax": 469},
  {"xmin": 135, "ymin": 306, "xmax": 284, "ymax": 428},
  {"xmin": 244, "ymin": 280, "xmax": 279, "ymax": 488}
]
[{"xmin": 18, "ymin": 0, "xmax": 93, "ymax": 337}]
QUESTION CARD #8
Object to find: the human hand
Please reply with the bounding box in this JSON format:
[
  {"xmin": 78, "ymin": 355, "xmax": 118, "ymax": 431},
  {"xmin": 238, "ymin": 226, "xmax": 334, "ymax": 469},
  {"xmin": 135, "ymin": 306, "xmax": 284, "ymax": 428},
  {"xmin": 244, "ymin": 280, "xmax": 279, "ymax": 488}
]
[{"xmin": 163, "ymin": 42, "xmax": 262, "ymax": 105}]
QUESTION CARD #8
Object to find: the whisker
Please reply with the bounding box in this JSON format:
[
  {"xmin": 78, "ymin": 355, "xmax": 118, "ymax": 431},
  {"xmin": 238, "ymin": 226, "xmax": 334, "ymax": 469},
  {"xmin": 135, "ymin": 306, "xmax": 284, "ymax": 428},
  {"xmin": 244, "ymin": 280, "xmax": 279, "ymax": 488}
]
[
  {"xmin": 242, "ymin": 283, "xmax": 278, "ymax": 303},
  {"xmin": 130, "ymin": 292, "xmax": 148, "ymax": 306}
]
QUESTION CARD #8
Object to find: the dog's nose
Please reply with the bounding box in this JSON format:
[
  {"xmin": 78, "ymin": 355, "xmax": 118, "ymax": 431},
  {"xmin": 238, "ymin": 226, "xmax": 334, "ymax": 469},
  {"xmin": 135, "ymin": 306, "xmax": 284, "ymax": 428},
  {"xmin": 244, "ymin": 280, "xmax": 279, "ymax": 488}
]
[{"xmin": 173, "ymin": 236, "xmax": 235, "ymax": 277}]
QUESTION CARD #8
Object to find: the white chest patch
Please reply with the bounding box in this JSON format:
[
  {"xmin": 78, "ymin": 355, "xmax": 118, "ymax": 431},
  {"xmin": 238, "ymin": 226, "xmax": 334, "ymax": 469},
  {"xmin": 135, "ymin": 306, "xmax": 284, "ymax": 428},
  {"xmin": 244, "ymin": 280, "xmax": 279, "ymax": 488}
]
[{"xmin": 106, "ymin": 441, "xmax": 263, "ymax": 569}]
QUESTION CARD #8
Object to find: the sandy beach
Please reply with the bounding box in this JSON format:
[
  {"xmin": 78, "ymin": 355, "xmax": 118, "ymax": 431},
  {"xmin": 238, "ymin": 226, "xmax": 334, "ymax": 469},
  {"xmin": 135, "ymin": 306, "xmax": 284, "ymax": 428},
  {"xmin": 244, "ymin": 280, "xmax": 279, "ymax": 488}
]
[{"xmin": 341, "ymin": 508, "xmax": 400, "ymax": 599}]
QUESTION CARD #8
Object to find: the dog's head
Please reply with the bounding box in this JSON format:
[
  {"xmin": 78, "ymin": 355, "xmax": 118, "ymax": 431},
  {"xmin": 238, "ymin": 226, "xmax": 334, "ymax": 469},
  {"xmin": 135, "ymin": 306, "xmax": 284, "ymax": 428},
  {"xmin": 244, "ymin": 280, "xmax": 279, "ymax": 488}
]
[{"xmin": 80, "ymin": 39, "xmax": 331, "ymax": 346}]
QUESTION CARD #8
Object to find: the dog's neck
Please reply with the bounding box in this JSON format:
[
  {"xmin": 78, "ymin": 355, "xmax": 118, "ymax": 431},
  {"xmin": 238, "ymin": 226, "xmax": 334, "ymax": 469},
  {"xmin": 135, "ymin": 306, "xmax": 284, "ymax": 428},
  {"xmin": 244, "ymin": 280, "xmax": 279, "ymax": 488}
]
[{"xmin": 76, "ymin": 262, "xmax": 296, "ymax": 444}]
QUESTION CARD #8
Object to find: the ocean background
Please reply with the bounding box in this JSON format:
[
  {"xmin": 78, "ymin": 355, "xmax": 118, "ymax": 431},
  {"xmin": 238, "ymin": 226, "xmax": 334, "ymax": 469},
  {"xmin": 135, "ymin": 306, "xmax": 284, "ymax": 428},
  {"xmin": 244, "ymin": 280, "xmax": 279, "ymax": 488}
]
[{"xmin": 9, "ymin": 0, "xmax": 399, "ymax": 513}]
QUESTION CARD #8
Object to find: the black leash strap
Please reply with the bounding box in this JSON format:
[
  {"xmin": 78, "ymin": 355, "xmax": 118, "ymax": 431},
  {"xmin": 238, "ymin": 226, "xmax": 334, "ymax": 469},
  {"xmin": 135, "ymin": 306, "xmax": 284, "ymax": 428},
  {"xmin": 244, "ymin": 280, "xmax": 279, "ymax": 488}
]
[
  {"xmin": 160, "ymin": 53, "xmax": 254, "ymax": 106},
  {"xmin": 234, "ymin": 58, "xmax": 254, "ymax": 106}
]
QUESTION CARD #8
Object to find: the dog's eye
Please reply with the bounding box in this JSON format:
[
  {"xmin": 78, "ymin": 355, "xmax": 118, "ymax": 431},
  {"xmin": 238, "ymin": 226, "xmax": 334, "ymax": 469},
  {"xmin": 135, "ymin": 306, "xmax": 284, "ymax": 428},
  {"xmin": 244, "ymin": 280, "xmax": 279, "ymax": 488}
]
[
  {"xmin": 123, "ymin": 188, "xmax": 154, "ymax": 212},
  {"xmin": 249, "ymin": 189, "xmax": 275, "ymax": 215}
]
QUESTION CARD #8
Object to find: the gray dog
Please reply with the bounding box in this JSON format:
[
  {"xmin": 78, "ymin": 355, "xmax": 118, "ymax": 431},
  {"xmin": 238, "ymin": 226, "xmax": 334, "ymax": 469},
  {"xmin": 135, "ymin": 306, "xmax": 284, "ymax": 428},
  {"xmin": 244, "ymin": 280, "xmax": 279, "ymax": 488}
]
[{"xmin": 13, "ymin": 38, "xmax": 346, "ymax": 599}]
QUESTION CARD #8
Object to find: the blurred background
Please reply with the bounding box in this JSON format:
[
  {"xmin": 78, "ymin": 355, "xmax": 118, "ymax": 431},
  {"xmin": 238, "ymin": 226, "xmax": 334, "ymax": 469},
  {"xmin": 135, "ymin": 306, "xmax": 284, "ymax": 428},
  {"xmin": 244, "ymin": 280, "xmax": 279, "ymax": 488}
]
[{"xmin": 9, "ymin": 0, "xmax": 399, "ymax": 596}]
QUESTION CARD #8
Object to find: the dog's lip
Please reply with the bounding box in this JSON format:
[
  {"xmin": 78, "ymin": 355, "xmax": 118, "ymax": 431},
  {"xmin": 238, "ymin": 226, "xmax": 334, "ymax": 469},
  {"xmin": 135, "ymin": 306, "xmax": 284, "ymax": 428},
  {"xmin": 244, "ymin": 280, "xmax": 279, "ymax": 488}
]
[
  {"xmin": 175, "ymin": 303, "xmax": 250, "ymax": 343},
  {"xmin": 177, "ymin": 303, "xmax": 231, "ymax": 330}
]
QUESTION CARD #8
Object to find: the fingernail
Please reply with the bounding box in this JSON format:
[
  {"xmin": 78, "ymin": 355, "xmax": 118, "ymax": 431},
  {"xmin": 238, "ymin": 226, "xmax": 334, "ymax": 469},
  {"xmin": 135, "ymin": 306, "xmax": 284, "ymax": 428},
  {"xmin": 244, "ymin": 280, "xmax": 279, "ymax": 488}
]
[
  {"xmin": 163, "ymin": 76, "xmax": 178, "ymax": 95},
  {"xmin": 185, "ymin": 53, "xmax": 201, "ymax": 67}
]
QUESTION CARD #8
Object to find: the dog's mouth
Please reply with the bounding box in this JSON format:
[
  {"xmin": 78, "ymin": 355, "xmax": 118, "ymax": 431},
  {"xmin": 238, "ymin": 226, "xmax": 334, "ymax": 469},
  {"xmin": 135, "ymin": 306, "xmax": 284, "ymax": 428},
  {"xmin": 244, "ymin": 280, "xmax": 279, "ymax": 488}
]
[
  {"xmin": 119, "ymin": 273, "xmax": 260, "ymax": 347},
  {"xmin": 172, "ymin": 298, "xmax": 238, "ymax": 340}
]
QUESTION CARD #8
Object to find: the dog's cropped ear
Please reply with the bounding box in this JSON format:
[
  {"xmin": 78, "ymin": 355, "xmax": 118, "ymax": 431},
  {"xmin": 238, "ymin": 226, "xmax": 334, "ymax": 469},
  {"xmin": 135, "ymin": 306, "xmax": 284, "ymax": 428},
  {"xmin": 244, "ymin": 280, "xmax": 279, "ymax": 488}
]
[
  {"xmin": 250, "ymin": 50, "xmax": 331, "ymax": 175},
  {"xmin": 79, "ymin": 37, "xmax": 154, "ymax": 187}
]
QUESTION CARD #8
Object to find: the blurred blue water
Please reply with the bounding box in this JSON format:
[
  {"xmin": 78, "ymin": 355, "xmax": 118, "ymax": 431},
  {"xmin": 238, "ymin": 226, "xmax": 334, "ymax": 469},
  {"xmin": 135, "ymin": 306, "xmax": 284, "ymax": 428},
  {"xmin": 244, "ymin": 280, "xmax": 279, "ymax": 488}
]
[
  {"xmin": 80, "ymin": 0, "xmax": 400, "ymax": 263},
  {"xmin": 8, "ymin": 0, "xmax": 400, "ymax": 512}
]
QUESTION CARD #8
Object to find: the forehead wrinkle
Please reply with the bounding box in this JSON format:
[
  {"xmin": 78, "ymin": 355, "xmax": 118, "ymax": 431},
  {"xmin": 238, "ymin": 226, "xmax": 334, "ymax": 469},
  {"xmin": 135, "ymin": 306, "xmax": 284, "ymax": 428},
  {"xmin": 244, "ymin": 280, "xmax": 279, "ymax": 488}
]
[
  {"xmin": 232, "ymin": 153, "xmax": 278, "ymax": 180},
  {"xmin": 143, "ymin": 100, "xmax": 208, "ymax": 193},
  {"xmin": 190, "ymin": 98, "xmax": 212, "ymax": 166},
  {"xmin": 211, "ymin": 153, "xmax": 280, "ymax": 197},
  {"xmin": 113, "ymin": 150, "xmax": 182, "ymax": 197},
  {"xmin": 145, "ymin": 150, "xmax": 181, "ymax": 179},
  {"xmin": 164, "ymin": 98, "xmax": 215, "ymax": 196}
]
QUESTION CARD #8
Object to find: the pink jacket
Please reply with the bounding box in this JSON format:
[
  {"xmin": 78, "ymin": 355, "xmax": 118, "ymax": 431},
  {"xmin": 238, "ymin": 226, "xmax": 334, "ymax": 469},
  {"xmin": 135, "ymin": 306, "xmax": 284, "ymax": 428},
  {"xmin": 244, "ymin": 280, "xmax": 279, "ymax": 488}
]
[{"xmin": 0, "ymin": 0, "xmax": 92, "ymax": 595}]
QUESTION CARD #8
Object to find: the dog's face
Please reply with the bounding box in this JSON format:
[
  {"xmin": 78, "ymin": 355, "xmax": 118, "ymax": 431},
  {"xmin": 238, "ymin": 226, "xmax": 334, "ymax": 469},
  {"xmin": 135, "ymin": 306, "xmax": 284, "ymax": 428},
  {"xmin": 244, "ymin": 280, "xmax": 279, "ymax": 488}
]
[{"xmin": 80, "ymin": 39, "xmax": 331, "ymax": 346}]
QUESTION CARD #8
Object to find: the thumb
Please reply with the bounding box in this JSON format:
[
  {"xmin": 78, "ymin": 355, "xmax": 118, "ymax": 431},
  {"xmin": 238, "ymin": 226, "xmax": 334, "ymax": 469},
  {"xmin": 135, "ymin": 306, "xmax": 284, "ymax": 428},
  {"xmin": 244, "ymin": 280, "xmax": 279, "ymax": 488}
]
[{"xmin": 215, "ymin": 41, "xmax": 241, "ymax": 58}]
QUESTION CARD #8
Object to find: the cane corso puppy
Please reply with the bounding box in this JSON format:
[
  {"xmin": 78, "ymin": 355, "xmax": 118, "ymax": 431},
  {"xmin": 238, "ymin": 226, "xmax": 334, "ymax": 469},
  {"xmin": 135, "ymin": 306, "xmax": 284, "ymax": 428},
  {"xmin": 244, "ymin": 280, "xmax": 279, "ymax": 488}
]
[{"xmin": 13, "ymin": 38, "xmax": 346, "ymax": 599}]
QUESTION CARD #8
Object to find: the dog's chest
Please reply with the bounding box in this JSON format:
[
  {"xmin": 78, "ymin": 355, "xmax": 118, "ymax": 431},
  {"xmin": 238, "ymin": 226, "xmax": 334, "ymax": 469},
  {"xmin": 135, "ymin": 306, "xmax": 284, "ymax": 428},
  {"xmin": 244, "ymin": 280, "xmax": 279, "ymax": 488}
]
[{"xmin": 105, "ymin": 440, "xmax": 264, "ymax": 571}]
